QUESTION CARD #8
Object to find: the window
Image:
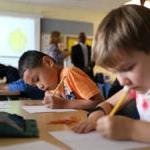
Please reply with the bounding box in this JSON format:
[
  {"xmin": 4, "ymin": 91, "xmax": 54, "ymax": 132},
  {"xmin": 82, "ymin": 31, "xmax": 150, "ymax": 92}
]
[
  {"xmin": 0, "ymin": 12, "xmax": 40, "ymax": 67},
  {"xmin": 125, "ymin": 0, "xmax": 150, "ymax": 8}
]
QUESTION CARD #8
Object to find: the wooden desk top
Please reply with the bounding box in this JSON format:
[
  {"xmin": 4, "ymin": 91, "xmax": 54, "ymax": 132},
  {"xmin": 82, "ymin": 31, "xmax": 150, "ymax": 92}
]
[
  {"xmin": 0, "ymin": 90, "xmax": 20, "ymax": 96},
  {"xmin": 0, "ymin": 100, "xmax": 87, "ymax": 149}
]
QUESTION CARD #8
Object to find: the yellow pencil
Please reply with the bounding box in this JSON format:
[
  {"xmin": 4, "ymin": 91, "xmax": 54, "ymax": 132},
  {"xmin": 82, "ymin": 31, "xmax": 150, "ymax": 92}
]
[
  {"xmin": 109, "ymin": 86, "xmax": 129, "ymax": 116},
  {"xmin": 52, "ymin": 76, "xmax": 66, "ymax": 96}
]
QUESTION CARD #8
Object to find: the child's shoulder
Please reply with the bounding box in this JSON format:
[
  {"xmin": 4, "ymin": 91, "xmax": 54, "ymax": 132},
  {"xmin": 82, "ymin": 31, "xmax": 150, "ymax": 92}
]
[
  {"xmin": 61, "ymin": 66, "xmax": 88, "ymax": 79},
  {"xmin": 62, "ymin": 66, "xmax": 84, "ymax": 74}
]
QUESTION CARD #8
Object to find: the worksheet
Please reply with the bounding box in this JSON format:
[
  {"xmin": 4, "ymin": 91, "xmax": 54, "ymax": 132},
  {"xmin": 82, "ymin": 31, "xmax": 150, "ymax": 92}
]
[
  {"xmin": 50, "ymin": 130, "xmax": 150, "ymax": 150},
  {"xmin": 22, "ymin": 105, "xmax": 76, "ymax": 113},
  {"xmin": 0, "ymin": 101, "xmax": 11, "ymax": 109},
  {"xmin": 0, "ymin": 141, "xmax": 60, "ymax": 150}
]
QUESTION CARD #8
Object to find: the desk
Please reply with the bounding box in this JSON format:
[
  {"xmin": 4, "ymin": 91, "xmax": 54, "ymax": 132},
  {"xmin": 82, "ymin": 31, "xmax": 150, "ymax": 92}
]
[
  {"xmin": 0, "ymin": 90, "xmax": 20, "ymax": 96},
  {"xmin": 0, "ymin": 90, "xmax": 20, "ymax": 101},
  {"xmin": 0, "ymin": 100, "xmax": 87, "ymax": 149}
]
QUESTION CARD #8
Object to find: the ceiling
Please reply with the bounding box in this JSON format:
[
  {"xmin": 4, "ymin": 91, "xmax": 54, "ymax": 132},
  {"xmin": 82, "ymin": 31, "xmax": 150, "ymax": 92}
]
[{"xmin": 3, "ymin": 0, "xmax": 129, "ymax": 13}]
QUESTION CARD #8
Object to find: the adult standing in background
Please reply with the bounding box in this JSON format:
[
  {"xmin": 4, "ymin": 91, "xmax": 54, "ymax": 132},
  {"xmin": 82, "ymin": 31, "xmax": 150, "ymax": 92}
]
[
  {"xmin": 47, "ymin": 31, "xmax": 67, "ymax": 66},
  {"xmin": 71, "ymin": 32, "xmax": 94, "ymax": 79}
]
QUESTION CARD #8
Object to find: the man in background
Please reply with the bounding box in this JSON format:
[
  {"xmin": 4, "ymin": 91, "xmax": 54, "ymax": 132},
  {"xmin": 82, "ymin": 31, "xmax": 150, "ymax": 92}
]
[{"xmin": 71, "ymin": 32, "xmax": 94, "ymax": 79}]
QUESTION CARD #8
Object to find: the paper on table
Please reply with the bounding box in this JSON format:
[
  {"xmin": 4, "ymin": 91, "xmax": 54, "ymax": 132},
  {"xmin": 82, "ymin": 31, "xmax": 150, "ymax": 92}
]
[
  {"xmin": 0, "ymin": 141, "xmax": 61, "ymax": 150},
  {"xmin": 50, "ymin": 130, "xmax": 150, "ymax": 150},
  {"xmin": 22, "ymin": 105, "xmax": 76, "ymax": 113},
  {"xmin": 0, "ymin": 102, "xmax": 11, "ymax": 109}
]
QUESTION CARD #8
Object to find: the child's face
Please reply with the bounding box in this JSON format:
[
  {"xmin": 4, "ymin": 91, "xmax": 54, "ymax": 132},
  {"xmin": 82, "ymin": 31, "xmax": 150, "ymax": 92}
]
[
  {"xmin": 23, "ymin": 58, "xmax": 59, "ymax": 91},
  {"xmin": 107, "ymin": 51, "xmax": 150, "ymax": 94}
]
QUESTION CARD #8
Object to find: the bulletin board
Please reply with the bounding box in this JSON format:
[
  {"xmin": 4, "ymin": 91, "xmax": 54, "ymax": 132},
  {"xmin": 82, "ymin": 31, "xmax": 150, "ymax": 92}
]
[{"xmin": 65, "ymin": 35, "xmax": 93, "ymax": 53}]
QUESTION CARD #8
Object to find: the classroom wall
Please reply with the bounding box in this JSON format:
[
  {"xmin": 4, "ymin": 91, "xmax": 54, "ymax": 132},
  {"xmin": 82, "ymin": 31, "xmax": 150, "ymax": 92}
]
[
  {"xmin": 41, "ymin": 18, "xmax": 93, "ymax": 35},
  {"xmin": 0, "ymin": 0, "xmax": 105, "ymax": 33},
  {"xmin": 40, "ymin": 18, "xmax": 93, "ymax": 52},
  {"xmin": 0, "ymin": 0, "xmax": 114, "ymax": 78}
]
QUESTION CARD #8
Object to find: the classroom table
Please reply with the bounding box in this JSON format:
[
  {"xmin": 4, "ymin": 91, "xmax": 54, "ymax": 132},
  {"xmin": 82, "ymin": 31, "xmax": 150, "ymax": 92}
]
[
  {"xmin": 0, "ymin": 90, "xmax": 20, "ymax": 101},
  {"xmin": 0, "ymin": 100, "xmax": 87, "ymax": 149},
  {"xmin": 0, "ymin": 90, "xmax": 20, "ymax": 96},
  {"xmin": 1, "ymin": 100, "xmax": 150, "ymax": 150}
]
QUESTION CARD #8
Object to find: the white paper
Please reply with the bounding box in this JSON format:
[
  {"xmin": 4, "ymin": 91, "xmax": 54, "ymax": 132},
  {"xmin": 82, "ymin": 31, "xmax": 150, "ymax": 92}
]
[
  {"xmin": 0, "ymin": 102, "xmax": 11, "ymax": 109},
  {"xmin": 0, "ymin": 141, "xmax": 61, "ymax": 150},
  {"xmin": 22, "ymin": 105, "xmax": 76, "ymax": 113},
  {"xmin": 50, "ymin": 130, "xmax": 150, "ymax": 150}
]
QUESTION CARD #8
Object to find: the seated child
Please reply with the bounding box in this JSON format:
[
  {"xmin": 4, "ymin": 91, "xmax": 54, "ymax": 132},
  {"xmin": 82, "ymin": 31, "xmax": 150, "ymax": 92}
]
[
  {"xmin": 18, "ymin": 50, "xmax": 104, "ymax": 109},
  {"xmin": 0, "ymin": 63, "xmax": 20, "ymax": 83},
  {"xmin": 0, "ymin": 79, "xmax": 44, "ymax": 100},
  {"xmin": 73, "ymin": 5, "xmax": 150, "ymax": 143}
]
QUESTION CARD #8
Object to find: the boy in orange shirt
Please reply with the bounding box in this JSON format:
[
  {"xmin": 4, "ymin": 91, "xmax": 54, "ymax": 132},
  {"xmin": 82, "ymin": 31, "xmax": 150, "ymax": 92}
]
[{"xmin": 18, "ymin": 50, "xmax": 104, "ymax": 109}]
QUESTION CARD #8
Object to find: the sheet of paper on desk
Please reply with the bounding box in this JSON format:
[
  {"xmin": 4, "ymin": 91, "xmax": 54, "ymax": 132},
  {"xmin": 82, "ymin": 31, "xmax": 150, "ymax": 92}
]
[
  {"xmin": 50, "ymin": 130, "xmax": 150, "ymax": 150},
  {"xmin": 0, "ymin": 102, "xmax": 11, "ymax": 109},
  {"xmin": 0, "ymin": 141, "xmax": 61, "ymax": 150},
  {"xmin": 22, "ymin": 105, "xmax": 76, "ymax": 113}
]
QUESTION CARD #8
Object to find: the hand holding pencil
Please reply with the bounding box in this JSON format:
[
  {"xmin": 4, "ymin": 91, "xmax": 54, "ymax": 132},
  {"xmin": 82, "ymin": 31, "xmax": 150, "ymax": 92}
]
[
  {"xmin": 109, "ymin": 86, "xmax": 130, "ymax": 116},
  {"xmin": 42, "ymin": 76, "xmax": 67, "ymax": 108},
  {"xmin": 96, "ymin": 86, "xmax": 132, "ymax": 140}
]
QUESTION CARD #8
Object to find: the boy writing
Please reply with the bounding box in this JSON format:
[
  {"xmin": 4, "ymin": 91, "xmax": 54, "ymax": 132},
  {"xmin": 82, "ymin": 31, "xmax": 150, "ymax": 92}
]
[
  {"xmin": 74, "ymin": 5, "xmax": 150, "ymax": 143},
  {"xmin": 18, "ymin": 50, "xmax": 104, "ymax": 109}
]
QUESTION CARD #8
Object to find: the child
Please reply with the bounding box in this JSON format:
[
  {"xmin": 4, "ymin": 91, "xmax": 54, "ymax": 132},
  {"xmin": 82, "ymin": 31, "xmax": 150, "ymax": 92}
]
[
  {"xmin": 18, "ymin": 50, "xmax": 104, "ymax": 109},
  {"xmin": 73, "ymin": 5, "xmax": 150, "ymax": 143},
  {"xmin": 0, "ymin": 63, "xmax": 20, "ymax": 83},
  {"xmin": 0, "ymin": 79, "xmax": 44, "ymax": 100}
]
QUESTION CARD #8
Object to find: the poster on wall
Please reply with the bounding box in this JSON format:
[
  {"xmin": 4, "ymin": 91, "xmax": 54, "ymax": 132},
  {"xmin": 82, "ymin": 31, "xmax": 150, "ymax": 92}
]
[{"xmin": 65, "ymin": 35, "xmax": 93, "ymax": 53}]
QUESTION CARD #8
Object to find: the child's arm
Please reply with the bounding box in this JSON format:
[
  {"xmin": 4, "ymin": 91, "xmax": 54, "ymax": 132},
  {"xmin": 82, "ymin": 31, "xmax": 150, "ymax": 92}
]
[
  {"xmin": 130, "ymin": 119, "xmax": 150, "ymax": 142},
  {"xmin": 62, "ymin": 93, "xmax": 103, "ymax": 109},
  {"xmin": 73, "ymin": 110, "xmax": 104, "ymax": 133},
  {"xmin": 73, "ymin": 88, "xmax": 132, "ymax": 133},
  {"xmin": 0, "ymin": 83, "xmax": 9, "ymax": 90},
  {"xmin": 96, "ymin": 115, "xmax": 150, "ymax": 143},
  {"xmin": 44, "ymin": 92, "xmax": 103, "ymax": 109}
]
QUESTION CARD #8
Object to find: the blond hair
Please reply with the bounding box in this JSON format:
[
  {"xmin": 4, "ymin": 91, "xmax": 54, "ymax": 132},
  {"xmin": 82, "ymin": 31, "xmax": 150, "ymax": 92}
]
[{"xmin": 92, "ymin": 5, "xmax": 150, "ymax": 68}]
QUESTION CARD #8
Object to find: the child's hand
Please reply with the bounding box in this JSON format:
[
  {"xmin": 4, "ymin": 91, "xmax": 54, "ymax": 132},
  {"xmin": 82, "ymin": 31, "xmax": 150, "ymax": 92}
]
[
  {"xmin": 96, "ymin": 115, "xmax": 134, "ymax": 140},
  {"xmin": 49, "ymin": 95, "xmax": 67, "ymax": 109},
  {"xmin": 73, "ymin": 110, "xmax": 105, "ymax": 133},
  {"xmin": 42, "ymin": 91, "xmax": 61, "ymax": 105},
  {"xmin": 42, "ymin": 91, "xmax": 51, "ymax": 105},
  {"xmin": 44, "ymin": 93, "xmax": 67, "ymax": 109},
  {"xmin": 72, "ymin": 119, "xmax": 96, "ymax": 133}
]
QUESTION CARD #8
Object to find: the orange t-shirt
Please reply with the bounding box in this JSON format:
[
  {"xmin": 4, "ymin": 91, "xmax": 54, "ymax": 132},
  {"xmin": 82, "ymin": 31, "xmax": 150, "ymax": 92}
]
[{"xmin": 58, "ymin": 66, "xmax": 100, "ymax": 100}]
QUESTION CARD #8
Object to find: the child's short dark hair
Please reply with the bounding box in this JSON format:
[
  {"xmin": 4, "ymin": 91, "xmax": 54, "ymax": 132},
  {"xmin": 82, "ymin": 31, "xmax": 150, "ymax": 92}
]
[
  {"xmin": 18, "ymin": 50, "xmax": 54, "ymax": 78},
  {"xmin": 92, "ymin": 5, "xmax": 150, "ymax": 68}
]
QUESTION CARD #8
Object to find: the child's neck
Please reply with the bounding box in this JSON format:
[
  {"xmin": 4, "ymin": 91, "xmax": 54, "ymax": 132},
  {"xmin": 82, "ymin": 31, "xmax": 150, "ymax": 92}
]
[{"xmin": 57, "ymin": 65, "xmax": 63, "ymax": 82}]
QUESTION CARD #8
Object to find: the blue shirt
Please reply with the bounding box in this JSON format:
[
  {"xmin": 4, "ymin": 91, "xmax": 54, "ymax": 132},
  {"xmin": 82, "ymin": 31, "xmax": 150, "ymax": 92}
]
[{"xmin": 8, "ymin": 79, "xmax": 44, "ymax": 100}]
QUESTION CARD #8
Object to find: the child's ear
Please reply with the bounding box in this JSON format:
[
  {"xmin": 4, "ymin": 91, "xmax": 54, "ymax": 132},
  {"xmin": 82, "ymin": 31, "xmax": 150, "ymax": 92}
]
[{"xmin": 42, "ymin": 56, "xmax": 54, "ymax": 67}]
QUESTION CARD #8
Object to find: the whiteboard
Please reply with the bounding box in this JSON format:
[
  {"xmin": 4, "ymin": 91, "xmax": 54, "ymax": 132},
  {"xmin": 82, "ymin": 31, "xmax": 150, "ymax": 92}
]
[{"xmin": 0, "ymin": 12, "xmax": 40, "ymax": 67}]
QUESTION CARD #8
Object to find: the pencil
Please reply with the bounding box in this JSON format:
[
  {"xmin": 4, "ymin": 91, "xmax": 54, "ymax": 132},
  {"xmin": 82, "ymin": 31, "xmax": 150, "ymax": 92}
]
[
  {"xmin": 109, "ymin": 86, "xmax": 129, "ymax": 116},
  {"xmin": 52, "ymin": 76, "xmax": 66, "ymax": 96}
]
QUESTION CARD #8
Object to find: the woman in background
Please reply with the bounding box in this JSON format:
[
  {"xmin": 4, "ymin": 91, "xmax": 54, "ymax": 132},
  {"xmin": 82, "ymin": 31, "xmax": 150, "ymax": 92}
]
[{"xmin": 47, "ymin": 31, "xmax": 68, "ymax": 66}]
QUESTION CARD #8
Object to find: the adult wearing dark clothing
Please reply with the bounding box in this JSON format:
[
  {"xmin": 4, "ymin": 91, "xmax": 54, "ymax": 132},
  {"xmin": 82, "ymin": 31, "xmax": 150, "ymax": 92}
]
[
  {"xmin": 71, "ymin": 32, "xmax": 94, "ymax": 79},
  {"xmin": 0, "ymin": 64, "xmax": 20, "ymax": 83},
  {"xmin": 0, "ymin": 79, "xmax": 44, "ymax": 100}
]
